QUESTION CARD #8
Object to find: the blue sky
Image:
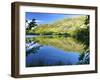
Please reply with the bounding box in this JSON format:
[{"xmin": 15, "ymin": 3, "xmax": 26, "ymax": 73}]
[{"xmin": 26, "ymin": 12, "xmax": 85, "ymax": 24}]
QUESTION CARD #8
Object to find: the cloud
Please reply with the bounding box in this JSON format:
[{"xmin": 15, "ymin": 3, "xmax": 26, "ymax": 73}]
[
  {"xmin": 27, "ymin": 20, "xmax": 44, "ymax": 24},
  {"xmin": 35, "ymin": 20, "xmax": 44, "ymax": 23}
]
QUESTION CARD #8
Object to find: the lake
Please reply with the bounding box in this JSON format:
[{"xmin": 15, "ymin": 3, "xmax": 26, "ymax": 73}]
[{"xmin": 26, "ymin": 35, "xmax": 85, "ymax": 67}]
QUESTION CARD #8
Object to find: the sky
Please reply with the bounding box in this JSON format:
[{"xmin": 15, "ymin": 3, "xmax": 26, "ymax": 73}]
[{"xmin": 25, "ymin": 12, "xmax": 85, "ymax": 24}]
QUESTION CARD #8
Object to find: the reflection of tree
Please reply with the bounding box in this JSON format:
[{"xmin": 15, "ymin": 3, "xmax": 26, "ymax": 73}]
[
  {"xmin": 74, "ymin": 15, "xmax": 90, "ymax": 64},
  {"xmin": 77, "ymin": 50, "xmax": 90, "ymax": 64},
  {"xmin": 75, "ymin": 26, "xmax": 89, "ymax": 49},
  {"xmin": 26, "ymin": 38, "xmax": 40, "ymax": 55},
  {"xmin": 26, "ymin": 37, "xmax": 41, "ymax": 57},
  {"xmin": 29, "ymin": 36, "xmax": 85, "ymax": 53},
  {"xmin": 74, "ymin": 15, "xmax": 89, "ymax": 49},
  {"xmin": 26, "ymin": 46, "xmax": 41, "ymax": 56}
]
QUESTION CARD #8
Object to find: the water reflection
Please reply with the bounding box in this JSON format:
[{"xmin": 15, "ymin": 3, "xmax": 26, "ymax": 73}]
[{"xmin": 26, "ymin": 35, "xmax": 88, "ymax": 67}]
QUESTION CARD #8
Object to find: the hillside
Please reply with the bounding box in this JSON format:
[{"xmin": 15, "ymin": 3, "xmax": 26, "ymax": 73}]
[{"xmin": 26, "ymin": 16, "xmax": 87, "ymax": 36}]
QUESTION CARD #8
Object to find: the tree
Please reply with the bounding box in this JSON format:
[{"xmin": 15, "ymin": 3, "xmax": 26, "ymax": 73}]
[
  {"xmin": 74, "ymin": 15, "xmax": 89, "ymax": 49},
  {"xmin": 28, "ymin": 19, "xmax": 37, "ymax": 30},
  {"xmin": 26, "ymin": 20, "xmax": 28, "ymax": 23},
  {"xmin": 84, "ymin": 15, "xmax": 89, "ymax": 25}
]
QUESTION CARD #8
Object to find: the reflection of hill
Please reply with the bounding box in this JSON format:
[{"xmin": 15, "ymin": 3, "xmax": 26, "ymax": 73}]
[{"xmin": 30, "ymin": 36, "xmax": 85, "ymax": 53}]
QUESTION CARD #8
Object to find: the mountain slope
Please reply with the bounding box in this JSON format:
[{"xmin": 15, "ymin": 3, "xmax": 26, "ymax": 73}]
[{"xmin": 28, "ymin": 16, "xmax": 87, "ymax": 35}]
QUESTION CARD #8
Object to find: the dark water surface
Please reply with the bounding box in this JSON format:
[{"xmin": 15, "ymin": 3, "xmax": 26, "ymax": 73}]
[{"xmin": 26, "ymin": 35, "xmax": 85, "ymax": 67}]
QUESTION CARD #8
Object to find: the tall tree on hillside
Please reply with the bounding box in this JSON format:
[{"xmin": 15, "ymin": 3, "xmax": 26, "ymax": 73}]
[
  {"xmin": 84, "ymin": 15, "xmax": 89, "ymax": 25},
  {"xmin": 28, "ymin": 19, "xmax": 37, "ymax": 30}
]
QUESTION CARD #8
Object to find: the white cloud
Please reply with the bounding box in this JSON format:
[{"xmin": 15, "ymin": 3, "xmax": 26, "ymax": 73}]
[
  {"xmin": 35, "ymin": 20, "xmax": 44, "ymax": 23},
  {"xmin": 27, "ymin": 20, "xmax": 44, "ymax": 24},
  {"xmin": 27, "ymin": 20, "xmax": 32, "ymax": 23}
]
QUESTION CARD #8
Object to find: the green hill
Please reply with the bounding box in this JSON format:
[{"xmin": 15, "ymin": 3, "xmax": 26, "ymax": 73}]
[{"xmin": 27, "ymin": 16, "xmax": 88, "ymax": 36}]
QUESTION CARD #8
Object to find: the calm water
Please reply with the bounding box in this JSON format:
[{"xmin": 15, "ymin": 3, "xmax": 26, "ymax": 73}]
[{"xmin": 26, "ymin": 35, "xmax": 85, "ymax": 67}]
